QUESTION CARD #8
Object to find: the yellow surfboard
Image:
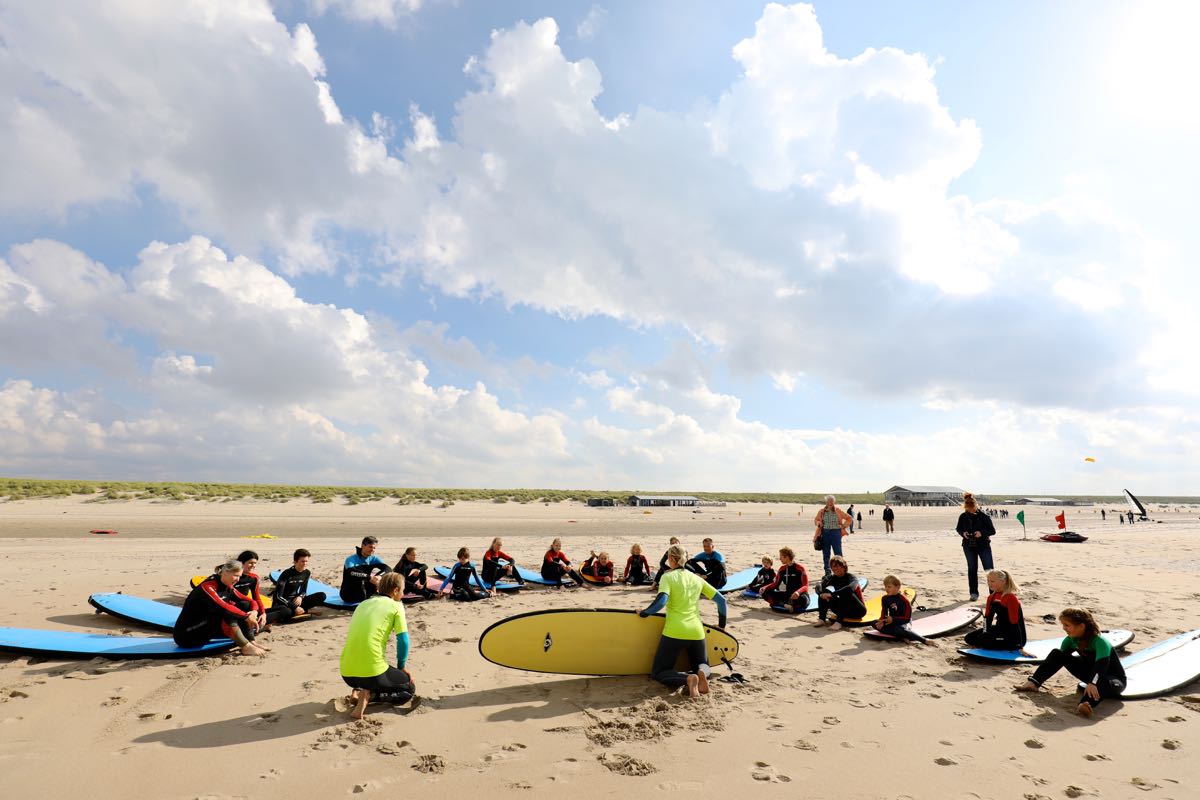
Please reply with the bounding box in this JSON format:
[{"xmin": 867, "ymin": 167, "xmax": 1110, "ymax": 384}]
[
  {"xmin": 478, "ymin": 608, "xmax": 738, "ymax": 675},
  {"xmin": 843, "ymin": 587, "xmax": 916, "ymax": 626},
  {"xmin": 189, "ymin": 575, "xmax": 273, "ymax": 609}
]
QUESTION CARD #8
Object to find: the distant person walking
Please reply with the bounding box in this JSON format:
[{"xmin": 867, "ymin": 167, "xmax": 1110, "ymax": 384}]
[
  {"xmin": 1100, "ymin": 508, "xmax": 1106, "ymax": 521},
  {"xmin": 956, "ymin": 492, "xmax": 995, "ymax": 602},
  {"xmin": 856, "ymin": 510, "xmax": 863, "ymax": 529},
  {"xmin": 846, "ymin": 504, "xmax": 856, "ymax": 533},
  {"xmin": 812, "ymin": 495, "xmax": 853, "ymax": 575},
  {"xmin": 882, "ymin": 503, "xmax": 895, "ymax": 533}
]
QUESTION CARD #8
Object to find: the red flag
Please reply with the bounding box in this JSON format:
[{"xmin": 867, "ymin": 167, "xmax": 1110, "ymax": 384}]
[{"xmin": 1055, "ymin": 511, "xmax": 1067, "ymax": 530}]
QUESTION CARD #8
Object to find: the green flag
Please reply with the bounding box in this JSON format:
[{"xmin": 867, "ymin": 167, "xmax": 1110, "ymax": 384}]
[{"xmin": 1016, "ymin": 510, "xmax": 1025, "ymax": 527}]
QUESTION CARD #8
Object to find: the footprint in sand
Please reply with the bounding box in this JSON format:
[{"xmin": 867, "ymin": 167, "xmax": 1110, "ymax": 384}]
[
  {"xmin": 411, "ymin": 754, "xmax": 445, "ymax": 774},
  {"xmin": 1130, "ymin": 777, "xmax": 1160, "ymax": 792},
  {"xmin": 750, "ymin": 761, "xmax": 791, "ymax": 782},
  {"xmin": 1162, "ymin": 739, "xmax": 1180, "ymax": 750},
  {"xmin": 598, "ymin": 753, "xmax": 656, "ymax": 776},
  {"xmin": 1083, "ymin": 754, "xmax": 1109, "ymax": 762}
]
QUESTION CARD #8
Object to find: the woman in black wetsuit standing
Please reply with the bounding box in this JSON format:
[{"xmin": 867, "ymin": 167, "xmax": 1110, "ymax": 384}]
[{"xmin": 956, "ymin": 491, "xmax": 995, "ymax": 602}]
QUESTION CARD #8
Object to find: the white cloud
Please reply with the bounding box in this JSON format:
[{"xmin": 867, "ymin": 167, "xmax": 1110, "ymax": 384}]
[
  {"xmin": 307, "ymin": 0, "xmax": 424, "ymax": 28},
  {"xmin": 578, "ymin": 369, "xmax": 614, "ymax": 389},
  {"xmin": 576, "ymin": 5, "xmax": 607, "ymax": 41}
]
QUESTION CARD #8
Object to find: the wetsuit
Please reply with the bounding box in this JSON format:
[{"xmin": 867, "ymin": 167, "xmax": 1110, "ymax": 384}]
[
  {"xmin": 746, "ymin": 566, "xmax": 776, "ymax": 595},
  {"xmin": 653, "ymin": 549, "xmax": 672, "ymax": 587},
  {"xmin": 394, "ymin": 556, "xmax": 438, "ymax": 599},
  {"xmin": 438, "ymin": 561, "xmax": 489, "ymax": 601},
  {"xmin": 623, "ymin": 554, "xmax": 652, "ymax": 585},
  {"xmin": 816, "ymin": 572, "xmax": 866, "ymax": 622},
  {"xmin": 1028, "ymin": 635, "xmax": 1127, "ymax": 707},
  {"xmin": 956, "ymin": 511, "xmax": 996, "ymax": 598},
  {"xmin": 760, "ymin": 563, "xmax": 809, "ymax": 611},
  {"xmin": 583, "ymin": 557, "xmax": 615, "ymax": 583},
  {"xmin": 482, "ymin": 548, "xmax": 524, "ymax": 586},
  {"xmin": 877, "ymin": 591, "xmax": 926, "ymax": 643},
  {"xmin": 541, "ymin": 549, "xmax": 583, "ymax": 586},
  {"xmin": 174, "ymin": 576, "xmax": 256, "ymax": 647},
  {"xmin": 341, "ymin": 549, "xmax": 391, "ymax": 604},
  {"xmin": 271, "ymin": 567, "xmax": 327, "ymax": 622},
  {"xmin": 641, "ymin": 569, "xmax": 728, "ymax": 690},
  {"xmin": 964, "ymin": 592, "xmax": 1026, "ymax": 649},
  {"xmin": 686, "ymin": 551, "xmax": 727, "ymax": 589},
  {"xmin": 339, "ymin": 595, "xmax": 415, "ymax": 705}
]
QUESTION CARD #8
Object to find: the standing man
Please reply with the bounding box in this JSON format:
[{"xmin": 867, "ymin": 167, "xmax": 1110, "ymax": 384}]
[
  {"xmin": 846, "ymin": 504, "xmax": 856, "ymax": 533},
  {"xmin": 882, "ymin": 503, "xmax": 895, "ymax": 533}
]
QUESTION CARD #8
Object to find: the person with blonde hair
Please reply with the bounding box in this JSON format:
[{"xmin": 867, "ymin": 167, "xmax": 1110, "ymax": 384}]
[
  {"xmin": 541, "ymin": 538, "xmax": 584, "ymax": 587},
  {"xmin": 174, "ymin": 559, "xmax": 267, "ymax": 656},
  {"xmin": 482, "ymin": 537, "xmax": 525, "ymax": 587},
  {"xmin": 621, "ymin": 544, "xmax": 653, "ymax": 585},
  {"xmin": 963, "ymin": 569, "xmax": 1026, "ymax": 650},
  {"xmin": 956, "ymin": 492, "xmax": 996, "ymax": 601},
  {"xmin": 340, "ymin": 571, "xmax": 415, "ymax": 719},
  {"xmin": 639, "ymin": 544, "xmax": 728, "ymax": 698},
  {"xmin": 874, "ymin": 575, "xmax": 932, "ymax": 645},
  {"xmin": 1016, "ymin": 608, "xmax": 1125, "ymax": 718},
  {"xmin": 812, "ymin": 495, "xmax": 854, "ymax": 575}
]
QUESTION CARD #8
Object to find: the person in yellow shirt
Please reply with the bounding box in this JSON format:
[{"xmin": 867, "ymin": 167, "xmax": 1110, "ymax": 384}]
[
  {"xmin": 638, "ymin": 544, "xmax": 728, "ymax": 698},
  {"xmin": 339, "ymin": 572, "xmax": 415, "ymax": 719}
]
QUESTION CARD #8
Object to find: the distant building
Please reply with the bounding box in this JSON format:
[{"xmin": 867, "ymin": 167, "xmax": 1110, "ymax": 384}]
[
  {"xmin": 628, "ymin": 495, "xmax": 699, "ymax": 507},
  {"xmin": 586, "ymin": 498, "xmax": 615, "ymax": 507},
  {"xmin": 883, "ymin": 485, "xmax": 965, "ymax": 507},
  {"xmin": 1014, "ymin": 497, "xmax": 1064, "ymax": 506}
]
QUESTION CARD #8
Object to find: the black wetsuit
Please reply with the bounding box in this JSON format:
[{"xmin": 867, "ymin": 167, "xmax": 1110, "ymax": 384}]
[
  {"xmin": 623, "ymin": 554, "xmax": 652, "ymax": 585},
  {"xmin": 174, "ymin": 576, "xmax": 256, "ymax": 647},
  {"xmin": 342, "ymin": 667, "xmax": 416, "ymax": 704},
  {"xmin": 652, "ymin": 550, "xmax": 672, "ymax": 586},
  {"xmin": 747, "ymin": 567, "xmax": 776, "ymax": 594},
  {"xmin": 394, "ymin": 556, "xmax": 439, "ymax": 599},
  {"xmin": 541, "ymin": 550, "xmax": 583, "ymax": 586},
  {"xmin": 441, "ymin": 561, "xmax": 488, "ymax": 601},
  {"xmin": 956, "ymin": 511, "xmax": 996, "ymax": 597},
  {"xmin": 271, "ymin": 567, "xmax": 327, "ymax": 622},
  {"xmin": 761, "ymin": 563, "xmax": 809, "ymax": 611},
  {"xmin": 340, "ymin": 550, "xmax": 391, "ymax": 604},
  {"xmin": 816, "ymin": 572, "xmax": 867, "ymax": 622},
  {"xmin": 964, "ymin": 592, "xmax": 1026, "ymax": 649},
  {"xmin": 582, "ymin": 557, "xmax": 615, "ymax": 582},
  {"xmin": 877, "ymin": 591, "xmax": 926, "ymax": 643}
]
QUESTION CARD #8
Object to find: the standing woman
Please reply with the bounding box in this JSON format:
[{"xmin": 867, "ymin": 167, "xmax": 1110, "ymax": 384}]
[
  {"xmin": 957, "ymin": 491, "xmax": 996, "ymax": 601},
  {"xmin": 639, "ymin": 544, "xmax": 728, "ymax": 699},
  {"xmin": 812, "ymin": 495, "xmax": 853, "ymax": 575},
  {"xmin": 339, "ymin": 572, "xmax": 416, "ymax": 719}
]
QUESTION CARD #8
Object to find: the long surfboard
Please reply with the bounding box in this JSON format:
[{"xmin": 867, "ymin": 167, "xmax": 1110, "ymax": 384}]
[
  {"xmin": 1099, "ymin": 629, "xmax": 1200, "ymax": 698},
  {"xmin": 89, "ymin": 593, "xmax": 182, "ymax": 632},
  {"xmin": 432, "ymin": 565, "xmax": 522, "ymax": 592},
  {"xmin": 720, "ymin": 567, "xmax": 762, "ymax": 594},
  {"xmin": 0, "ymin": 627, "xmax": 234, "ymax": 659},
  {"xmin": 842, "ymin": 588, "xmax": 917, "ymax": 626},
  {"xmin": 511, "ymin": 565, "xmax": 579, "ymax": 587},
  {"xmin": 479, "ymin": 608, "xmax": 738, "ymax": 676},
  {"xmin": 958, "ymin": 630, "xmax": 1135, "ymax": 664},
  {"xmin": 864, "ymin": 606, "xmax": 982, "ymax": 640}
]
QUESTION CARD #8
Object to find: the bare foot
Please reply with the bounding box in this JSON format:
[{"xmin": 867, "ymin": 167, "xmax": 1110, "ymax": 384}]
[
  {"xmin": 240, "ymin": 642, "xmax": 268, "ymax": 657},
  {"xmin": 922, "ymin": 639, "xmax": 939, "ymax": 647},
  {"xmin": 351, "ymin": 690, "xmax": 370, "ymax": 720},
  {"xmin": 811, "ymin": 619, "xmax": 828, "ymax": 627},
  {"xmin": 1014, "ymin": 681, "xmax": 1039, "ymax": 692},
  {"xmin": 1077, "ymin": 702, "xmax": 1094, "ymax": 718},
  {"xmin": 828, "ymin": 622, "xmax": 843, "ymax": 631},
  {"xmin": 696, "ymin": 670, "xmax": 710, "ymax": 695},
  {"xmin": 686, "ymin": 673, "xmax": 700, "ymax": 699}
]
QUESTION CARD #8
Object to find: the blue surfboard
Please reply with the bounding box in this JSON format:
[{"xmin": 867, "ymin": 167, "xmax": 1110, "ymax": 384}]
[
  {"xmin": 268, "ymin": 571, "xmax": 360, "ymax": 609},
  {"xmin": 89, "ymin": 593, "xmax": 181, "ymax": 632},
  {"xmin": 433, "ymin": 565, "xmax": 521, "ymax": 592},
  {"xmin": 511, "ymin": 565, "xmax": 578, "ymax": 586},
  {"xmin": 0, "ymin": 627, "xmax": 234, "ymax": 659},
  {"xmin": 720, "ymin": 567, "xmax": 762, "ymax": 594},
  {"xmin": 959, "ymin": 629, "xmax": 1134, "ymax": 663}
]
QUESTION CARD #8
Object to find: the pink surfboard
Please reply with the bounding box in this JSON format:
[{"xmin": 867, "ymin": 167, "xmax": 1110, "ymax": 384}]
[{"xmin": 864, "ymin": 606, "xmax": 982, "ymax": 640}]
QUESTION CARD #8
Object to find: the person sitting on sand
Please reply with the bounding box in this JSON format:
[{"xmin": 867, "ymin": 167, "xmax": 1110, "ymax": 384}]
[
  {"xmin": 174, "ymin": 559, "xmax": 268, "ymax": 656},
  {"xmin": 812, "ymin": 556, "xmax": 866, "ymax": 631},
  {"xmin": 759, "ymin": 548, "xmax": 809, "ymax": 612},
  {"xmin": 652, "ymin": 537, "xmax": 681, "ymax": 588},
  {"xmin": 394, "ymin": 547, "xmax": 439, "ymax": 599},
  {"xmin": 439, "ymin": 547, "xmax": 492, "ymax": 601},
  {"xmin": 482, "ymin": 537, "xmax": 525, "ymax": 587},
  {"xmin": 582, "ymin": 551, "xmax": 615, "ymax": 584},
  {"xmin": 271, "ymin": 548, "xmax": 327, "ymax": 622},
  {"xmin": 874, "ymin": 575, "xmax": 932, "ymax": 645},
  {"xmin": 621, "ymin": 544, "xmax": 653, "ymax": 586},
  {"xmin": 639, "ymin": 544, "xmax": 728, "ymax": 699},
  {"xmin": 232, "ymin": 550, "xmax": 274, "ymax": 630},
  {"xmin": 685, "ymin": 538, "xmax": 727, "ymax": 589},
  {"xmin": 745, "ymin": 556, "xmax": 776, "ymax": 597},
  {"xmin": 541, "ymin": 538, "xmax": 584, "ymax": 587},
  {"xmin": 341, "ymin": 536, "xmax": 391, "ymax": 604},
  {"xmin": 1015, "ymin": 608, "xmax": 1126, "ymax": 718},
  {"xmin": 963, "ymin": 570, "xmax": 1026, "ymax": 651},
  {"xmin": 812, "ymin": 495, "xmax": 853, "ymax": 575},
  {"xmin": 339, "ymin": 572, "xmax": 415, "ymax": 719}
]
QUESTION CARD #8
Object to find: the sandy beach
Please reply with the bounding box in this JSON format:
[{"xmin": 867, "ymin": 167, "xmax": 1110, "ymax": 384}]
[{"xmin": 2, "ymin": 496, "xmax": 1198, "ymax": 799}]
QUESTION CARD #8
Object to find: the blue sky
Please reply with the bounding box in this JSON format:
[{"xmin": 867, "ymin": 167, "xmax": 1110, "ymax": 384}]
[{"xmin": 1, "ymin": 1, "xmax": 1197, "ymax": 493}]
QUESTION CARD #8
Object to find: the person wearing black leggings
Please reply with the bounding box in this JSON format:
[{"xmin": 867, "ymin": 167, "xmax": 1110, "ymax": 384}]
[
  {"xmin": 438, "ymin": 548, "xmax": 492, "ymax": 601},
  {"xmin": 813, "ymin": 556, "xmax": 866, "ymax": 629},
  {"xmin": 759, "ymin": 548, "xmax": 809, "ymax": 612},
  {"xmin": 271, "ymin": 548, "xmax": 327, "ymax": 622},
  {"xmin": 1016, "ymin": 608, "xmax": 1126, "ymax": 718},
  {"xmin": 957, "ymin": 492, "xmax": 995, "ymax": 601},
  {"xmin": 174, "ymin": 560, "xmax": 267, "ymax": 656}
]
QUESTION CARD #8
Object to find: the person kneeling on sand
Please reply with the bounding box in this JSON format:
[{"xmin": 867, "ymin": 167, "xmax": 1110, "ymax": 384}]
[
  {"xmin": 174, "ymin": 559, "xmax": 268, "ymax": 656},
  {"xmin": 639, "ymin": 544, "xmax": 728, "ymax": 699},
  {"xmin": 1015, "ymin": 608, "xmax": 1125, "ymax": 719},
  {"xmin": 340, "ymin": 572, "xmax": 416, "ymax": 719},
  {"xmin": 812, "ymin": 556, "xmax": 866, "ymax": 631}
]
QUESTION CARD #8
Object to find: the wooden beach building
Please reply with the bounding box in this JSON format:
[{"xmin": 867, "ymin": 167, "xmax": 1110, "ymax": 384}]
[
  {"xmin": 883, "ymin": 485, "xmax": 965, "ymax": 506},
  {"xmin": 628, "ymin": 495, "xmax": 699, "ymax": 507}
]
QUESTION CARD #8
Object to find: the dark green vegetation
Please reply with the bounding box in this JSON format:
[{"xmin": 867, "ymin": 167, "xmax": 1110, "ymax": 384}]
[{"xmin": 0, "ymin": 478, "xmax": 1196, "ymax": 506}]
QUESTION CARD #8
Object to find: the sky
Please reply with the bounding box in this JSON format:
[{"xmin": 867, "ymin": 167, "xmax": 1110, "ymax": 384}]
[{"xmin": 1, "ymin": 0, "xmax": 1198, "ymax": 494}]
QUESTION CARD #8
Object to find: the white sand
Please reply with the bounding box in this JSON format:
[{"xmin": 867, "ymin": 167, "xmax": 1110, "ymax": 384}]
[{"xmin": 1, "ymin": 497, "xmax": 1198, "ymax": 799}]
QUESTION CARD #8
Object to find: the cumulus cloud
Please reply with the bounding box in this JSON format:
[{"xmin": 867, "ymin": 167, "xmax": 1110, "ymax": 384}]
[{"xmin": 307, "ymin": 0, "xmax": 424, "ymax": 28}]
